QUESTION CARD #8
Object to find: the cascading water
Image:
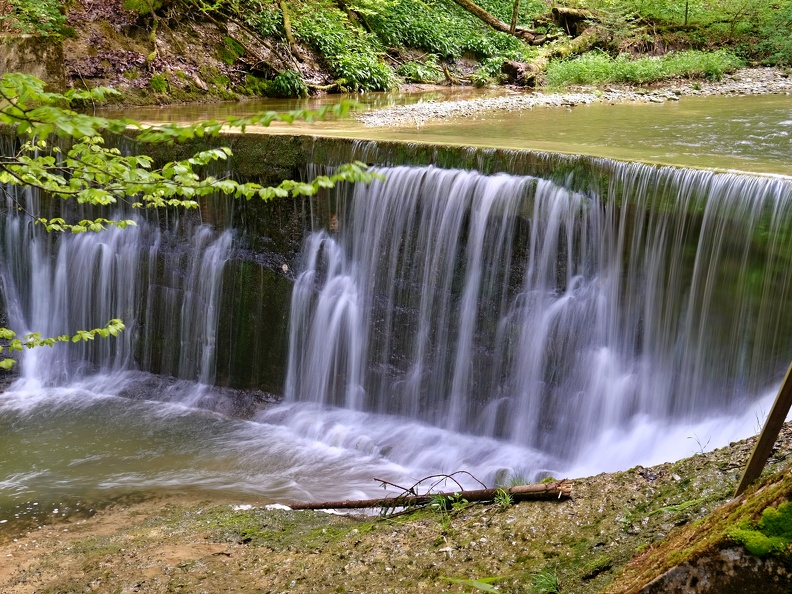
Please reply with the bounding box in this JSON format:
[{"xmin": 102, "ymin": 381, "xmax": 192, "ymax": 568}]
[
  {"xmin": 2, "ymin": 133, "xmax": 792, "ymax": 511},
  {"xmin": 0, "ymin": 184, "xmax": 235, "ymax": 388},
  {"xmin": 281, "ymin": 163, "xmax": 792, "ymax": 477}
]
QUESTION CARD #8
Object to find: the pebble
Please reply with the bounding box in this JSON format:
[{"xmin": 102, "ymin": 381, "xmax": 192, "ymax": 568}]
[{"xmin": 357, "ymin": 67, "xmax": 792, "ymax": 128}]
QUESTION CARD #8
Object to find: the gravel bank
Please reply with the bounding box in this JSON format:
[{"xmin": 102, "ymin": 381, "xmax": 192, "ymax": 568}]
[{"xmin": 357, "ymin": 67, "xmax": 792, "ymax": 127}]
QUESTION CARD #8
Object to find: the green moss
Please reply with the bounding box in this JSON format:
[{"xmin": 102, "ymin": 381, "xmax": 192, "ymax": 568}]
[
  {"xmin": 729, "ymin": 527, "xmax": 789, "ymax": 556},
  {"xmin": 581, "ymin": 554, "xmax": 612, "ymax": 579},
  {"xmin": 219, "ymin": 36, "xmax": 246, "ymax": 65},
  {"xmin": 244, "ymin": 74, "xmax": 272, "ymax": 96},
  {"xmin": 607, "ymin": 468, "xmax": 792, "ymax": 594},
  {"xmin": 728, "ymin": 501, "xmax": 792, "ymax": 557}
]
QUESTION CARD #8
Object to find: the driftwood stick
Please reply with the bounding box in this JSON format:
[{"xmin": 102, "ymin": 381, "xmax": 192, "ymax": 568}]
[{"xmin": 287, "ymin": 480, "xmax": 572, "ymax": 510}]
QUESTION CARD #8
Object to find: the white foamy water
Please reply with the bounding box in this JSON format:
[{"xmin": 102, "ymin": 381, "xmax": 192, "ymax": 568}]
[{"xmin": 1, "ymin": 154, "xmax": 791, "ymax": 512}]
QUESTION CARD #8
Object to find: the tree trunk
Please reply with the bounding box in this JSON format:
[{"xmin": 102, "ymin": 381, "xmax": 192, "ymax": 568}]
[
  {"xmin": 287, "ymin": 480, "xmax": 572, "ymax": 510},
  {"xmin": 510, "ymin": 0, "xmax": 520, "ymax": 34},
  {"xmin": 449, "ymin": 0, "xmax": 538, "ymax": 42},
  {"xmin": 551, "ymin": 7, "xmax": 594, "ymax": 37},
  {"xmin": 280, "ymin": 0, "xmax": 295, "ymax": 47}
]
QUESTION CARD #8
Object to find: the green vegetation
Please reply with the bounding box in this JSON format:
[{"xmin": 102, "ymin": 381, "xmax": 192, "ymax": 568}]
[
  {"xmin": 271, "ymin": 69, "xmax": 308, "ymax": 97},
  {"xmin": 758, "ymin": 3, "xmax": 792, "ymax": 66},
  {"xmin": 729, "ymin": 501, "xmax": 792, "ymax": 557},
  {"xmin": 360, "ymin": 0, "xmax": 532, "ymax": 60},
  {"xmin": 219, "ymin": 35, "xmax": 247, "ymax": 65},
  {"xmin": 530, "ymin": 567, "xmax": 561, "ymax": 593},
  {"xmin": 28, "ymin": 0, "xmax": 790, "ymax": 102},
  {"xmin": 149, "ymin": 73, "xmax": 169, "ymax": 93},
  {"xmin": 0, "ymin": 0, "xmax": 65, "ymax": 34},
  {"xmin": 290, "ymin": 0, "xmax": 395, "ymax": 91},
  {"xmin": 442, "ymin": 575, "xmax": 503, "ymax": 592},
  {"xmin": 397, "ymin": 56, "xmax": 444, "ymax": 84},
  {"xmin": 494, "ymin": 487, "xmax": 514, "ymax": 509},
  {"xmin": 0, "ymin": 73, "xmax": 374, "ymax": 368},
  {"xmin": 545, "ymin": 49, "xmax": 745, "ymax": 86}
]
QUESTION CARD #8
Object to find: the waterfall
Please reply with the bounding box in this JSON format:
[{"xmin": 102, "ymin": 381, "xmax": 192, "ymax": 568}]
[
  {"xmin": 0, "ymin": 183, "xmax": 234, "ymax": 388},
  {"xmin": 285, "ymin": 164, "xmax": 792, "ymax": 465},
  {"xmin": 3, "ymin": 132, "xmax": 792, "ymax": 491}
]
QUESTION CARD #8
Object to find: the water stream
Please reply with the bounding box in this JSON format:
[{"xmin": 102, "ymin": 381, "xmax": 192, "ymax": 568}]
[
  {"xmin": 281, "ymin": 163, "xmax": 792, "ymax": 472},
  {"xmin": 1, "ymin": 123, "xmax": 792, "ymax": 522}
]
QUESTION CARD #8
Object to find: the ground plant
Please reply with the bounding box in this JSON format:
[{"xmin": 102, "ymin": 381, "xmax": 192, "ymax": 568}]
[
  {"xmin": 0, "ymin": 0, "xmax": 64, "ymax": 34},
  {"xmin": 545, "ymin": 48, "xmax": 744, "ymax": 86},
  {"xmin": 291, "ymin": 0, "xmax": 395, "ymax": 91}
]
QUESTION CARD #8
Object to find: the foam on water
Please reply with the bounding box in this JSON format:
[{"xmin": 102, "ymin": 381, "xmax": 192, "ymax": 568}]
[{"xmin": 1, "ymin": 156, "xmax": 791, "ymax": 509}]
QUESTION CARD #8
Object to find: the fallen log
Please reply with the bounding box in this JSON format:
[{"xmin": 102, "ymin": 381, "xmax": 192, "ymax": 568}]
[
  {"xmin": 287, "ymin": 480, "xmax": 572, "ymax": 510},
  {"xmin": 505, "ymin": 25, "xmax": 604, "ymax": 86},
  {"xmin": 449, "ymin": 0, "xmax": 540, "ymax": 43},
  {"xmin": 551, "ymin": 7, "xmax": 595, "ymax": 37}
]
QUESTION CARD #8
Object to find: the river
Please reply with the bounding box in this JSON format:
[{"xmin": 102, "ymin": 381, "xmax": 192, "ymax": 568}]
[{"xmin": 1, "ymin": 91, "xmax": 791, "ymax": 528}]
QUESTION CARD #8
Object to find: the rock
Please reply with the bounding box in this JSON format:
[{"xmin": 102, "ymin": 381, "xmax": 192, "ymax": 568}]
[
  {"xmin": 501, "ymin": 60, "xmax": 534, "ymax": 87},
  {"xmin": 640, "ymin": 548, "xmax": 792, "ymax": 594},
  {"xmin": 0, "ymin": 35, "xmax": 66, "ymax": 91},
  {"xmin": 356, "ymin": 67, "xmax": 792, "ymax": 128}
]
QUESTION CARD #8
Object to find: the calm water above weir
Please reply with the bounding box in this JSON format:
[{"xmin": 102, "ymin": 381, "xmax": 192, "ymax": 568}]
[
  {"xmin": 2, "ymin": 95, "xmax": 792, "ymax": 525},
  {"xmin": 115, "ymin": 92, "xmax": 792, "ymax": 175}
]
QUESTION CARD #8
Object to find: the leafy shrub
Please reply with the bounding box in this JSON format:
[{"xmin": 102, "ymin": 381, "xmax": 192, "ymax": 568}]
[
  {"xmin": 360, "ymin": 0, "xmax": 533, "ymax": 60},
  {"xmin": 291, "ymin": 0, "xmax": 395, "ymax": 91},
  {"xmin": 150, "ymin": 73, "xmax": 168, "ymax": 93},
  {"xmin": 397, "ymin": 56, "xmax": 443, "ymax": 83},
  {"xmin": 0, "ymin": 0, "xmax": 65, "ymax": 34},
  {"xmin": 544, "ymin": 49, "xmax": 744, "ymax": 87},
  {"xmin": 239, "ymin": 0, "xmax": 283, "ymax": 37},
  {"xmin": 471, "ymin": 56, "xmax": 508, "ymax": 86},
  {"xmin": 757, "ymin": 2, "xmax": 792, "ymax": 66},
  {"xmin": 271, "ymin": 70, "xmax": 308, "ymax": 97}
]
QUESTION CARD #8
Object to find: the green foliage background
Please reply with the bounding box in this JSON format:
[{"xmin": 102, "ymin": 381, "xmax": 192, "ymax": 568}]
[
  {"xmin": 0, "ymin": 0, "xmax": 64, "ymax": 34},
  {"xmin": 2, "ymin": 0, "xmax": 791, "ymax": 91}
]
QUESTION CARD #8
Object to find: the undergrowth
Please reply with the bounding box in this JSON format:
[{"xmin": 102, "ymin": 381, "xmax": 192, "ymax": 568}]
[
  {"xmin": 291, "ymin": 0, "xmax": 395, "ymax": 91},
  {"xmin": 0, "ymin": 0, "xmax": 65, "ymax": 34},
  {"xmin": 545, "ymin": 49, "xmax": 745, "ymax": 87}
]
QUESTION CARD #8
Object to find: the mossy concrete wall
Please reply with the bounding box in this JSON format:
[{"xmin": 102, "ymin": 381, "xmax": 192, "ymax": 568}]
[
  {"xmin": 2, "ymin": 130, "xmax": 790, "ymax": 397},
  {"xmin": 0, "ymin": 35, "xmax": 65, "ymax": 91}
]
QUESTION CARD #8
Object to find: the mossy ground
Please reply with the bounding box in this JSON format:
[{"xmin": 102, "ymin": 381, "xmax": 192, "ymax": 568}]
[{"xmin": 2, "ymin": 423, "xmax": 792, "ymax": 593}]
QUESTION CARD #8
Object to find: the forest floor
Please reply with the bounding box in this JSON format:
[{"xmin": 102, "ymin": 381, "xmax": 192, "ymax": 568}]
[
  {"xmin": 357, "ymin": 67, "xmax": 792, "ymax": 127},
  {"xmin": 1, "ymin": 422, "xmax": 791, "ymax": 594}
]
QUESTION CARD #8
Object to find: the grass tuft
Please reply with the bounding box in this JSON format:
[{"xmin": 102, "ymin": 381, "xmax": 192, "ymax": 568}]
[{"xmin": 545, "ymin": 49, "xmax": 745, "ymax": 87}]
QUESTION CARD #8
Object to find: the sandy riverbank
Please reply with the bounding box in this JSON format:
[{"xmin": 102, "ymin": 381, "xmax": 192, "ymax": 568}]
[{"xmin": 357, "ymin": 67, "xmax": 792, "ymax": 127}]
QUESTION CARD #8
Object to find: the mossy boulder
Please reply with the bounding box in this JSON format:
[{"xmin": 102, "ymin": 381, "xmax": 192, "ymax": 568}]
[{"xmin": 605, "ymin": 469, "xmax": 792, "ymax": 594}]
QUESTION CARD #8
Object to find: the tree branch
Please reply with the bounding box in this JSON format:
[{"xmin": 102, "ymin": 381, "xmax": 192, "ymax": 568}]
[{"xmin": 287, "ymin": 480, "xmax": 572, "ymax": 510}]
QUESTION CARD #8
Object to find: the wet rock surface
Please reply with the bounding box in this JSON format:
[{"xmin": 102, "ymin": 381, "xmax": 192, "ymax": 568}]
[
  {"xmin": 357, "ymin": 68, "xmax": 792, "ymax": 128},
  {"xmin": 1, "ymin": 422, "xmax": 791, "ymax": 593}
]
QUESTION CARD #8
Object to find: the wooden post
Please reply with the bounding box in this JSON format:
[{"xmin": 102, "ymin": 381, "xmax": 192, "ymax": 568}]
[{"xmin": 734, "ymin": 360, "xmax": 792, "ymax": 497}]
